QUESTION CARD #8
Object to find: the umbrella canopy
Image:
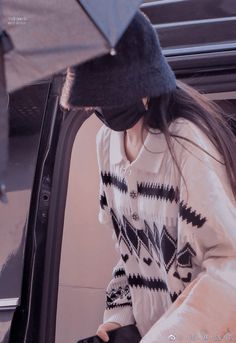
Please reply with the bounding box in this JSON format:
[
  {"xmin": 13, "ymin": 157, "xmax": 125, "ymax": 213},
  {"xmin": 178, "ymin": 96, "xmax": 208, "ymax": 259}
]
[
  {"xmin": 1, "ymin": 0, "xmax": 142, "ymax": 93},
  {"xmin": 0, "ymin": 0, "xmax": 142, "ymax": 203},
  {"xmin": 80, "ymin": 0, "xmax": 145, "ymax": 48}
]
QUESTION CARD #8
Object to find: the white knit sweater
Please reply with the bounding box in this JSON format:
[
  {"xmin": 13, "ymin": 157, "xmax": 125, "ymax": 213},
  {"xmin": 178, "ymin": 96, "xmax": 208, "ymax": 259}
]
[{"xmin": 96, "ymin": 118, "xmax": 236, "ymax": 343}]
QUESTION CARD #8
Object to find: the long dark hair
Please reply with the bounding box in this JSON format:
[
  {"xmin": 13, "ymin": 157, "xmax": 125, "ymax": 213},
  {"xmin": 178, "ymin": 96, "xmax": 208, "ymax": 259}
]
[{"xmin": 143, "ymin": 80, "xmax": 236, "ymax": 199}]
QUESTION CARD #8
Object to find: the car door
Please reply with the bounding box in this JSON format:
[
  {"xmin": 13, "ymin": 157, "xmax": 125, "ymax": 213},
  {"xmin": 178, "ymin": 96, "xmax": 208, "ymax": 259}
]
[
  {"xmin": 3, "ymin": 72, "xmax": 92, "ymax": 343},
  {"xmin": 0, "ymin": 78, "xmax": 51, "ymax": 343},
  {"xmin": 3, "ymin": 1, "xmax": 236, "ymax": 343}
]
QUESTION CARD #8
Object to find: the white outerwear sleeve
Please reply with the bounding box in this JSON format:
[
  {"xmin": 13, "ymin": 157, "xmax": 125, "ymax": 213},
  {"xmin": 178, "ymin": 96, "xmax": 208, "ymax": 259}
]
[
  {"xmin": 141, "ymin": 121, "xmax": 236, "ymax": 343},
  {"xmin": 96, "ymin": 127, "xmax": 135, "ymax": 326}
]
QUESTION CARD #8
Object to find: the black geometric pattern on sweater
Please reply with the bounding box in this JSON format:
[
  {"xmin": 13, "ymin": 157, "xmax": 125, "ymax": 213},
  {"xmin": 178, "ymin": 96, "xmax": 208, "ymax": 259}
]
[
  {"xmin": 128, "ymin": 274, "xmax": 168, "ymax": 292},
  {"xmin": 111, "ymin": 209, "xmax": 177, "ymax": 273},
  {"xmin": 181, "ymin": 272, "xmax": 192, "ymax": 283},
  {"xmin": 173, "ymin": 270, "xmax": 192, "ymax": 283},
  {"xmin": 143, "ymin": 257, "xmax": 152, "ymax": 266},
  {"xmin": 101, "ymin": 171, "xmax": 128, "ymax": 193},
  {"xmin": 100, "ymin": 191, "xmax": 108, "ymax": 210},
  {"xmin": 113, "ymin": 269, "xmax": 126, "ymax": 278},
  {"xmin": 170, "ymin": 289, "xmax": 182, "ymax": 303},
  {"xmin": 121, "ymin": 254, "xmax": 129, "ymax": 263},
  {"xmin": 179, "ymin": 200, "xmax": 207, "ymax": 228},
  {"xmin": 106, "ymin": 302, "xmax": 132, "ymax": 310},
  {"xmin": 137, "ymin": 182, "xmax": 180, "ymax": 203},
  {"xmin": 161, "ymin": 225, "xmax": 177, "ymax": 272},
  {"xmin": 177, "ymin": 242, "xmax": 196, "ymax": 268},
  {"xmin": 106, "ymin": 285, "xmax": 132, "ymax": 309},
  {"xmin": 111, "ymin": 209, "xmax": 159, "ymax": 259},
  {"xmin": 111, "ymin": 210, "xmax": 133, "ymax": 255}
]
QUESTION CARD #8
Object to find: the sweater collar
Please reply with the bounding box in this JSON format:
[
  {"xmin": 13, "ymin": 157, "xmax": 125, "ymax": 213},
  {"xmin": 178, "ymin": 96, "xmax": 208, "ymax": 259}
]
[{"xmin": 110, "ymin": 128, "xmax": 168, "ymax": 171}]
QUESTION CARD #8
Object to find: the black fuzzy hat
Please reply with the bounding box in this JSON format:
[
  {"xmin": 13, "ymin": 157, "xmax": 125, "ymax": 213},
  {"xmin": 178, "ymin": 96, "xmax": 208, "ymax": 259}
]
[{"xmin": 60, "ymin": 11, "xmax": 176, "ymax": 108}]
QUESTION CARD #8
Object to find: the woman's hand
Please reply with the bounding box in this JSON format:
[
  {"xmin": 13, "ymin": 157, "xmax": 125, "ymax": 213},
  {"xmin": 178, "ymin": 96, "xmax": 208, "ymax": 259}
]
[{"xmin": 96, "ymin": 322, "xmax": 121, "ymax": 342}]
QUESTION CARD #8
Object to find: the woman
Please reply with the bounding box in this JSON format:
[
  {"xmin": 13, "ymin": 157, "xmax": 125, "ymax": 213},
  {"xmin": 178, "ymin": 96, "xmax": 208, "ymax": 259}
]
[{"xmin": 60, "ymin": 11, "xmax": 236, "ymax": 343}]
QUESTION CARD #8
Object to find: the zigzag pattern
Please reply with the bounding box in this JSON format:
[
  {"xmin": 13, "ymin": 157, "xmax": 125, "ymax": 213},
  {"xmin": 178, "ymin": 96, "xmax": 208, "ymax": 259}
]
[
  {"xmin": 179, "ymin": 200, "xmax": 207, "ymax": 228},
  {"xmin": 100, "ymin": 192, "xmax": 107, "ymax": 210},
  {"xmin": 113, "ymin": 269, "xmax": 126, "ymax": 278},
  {"xmin": 128, "ymin": 274, "xmax": 168, "ymax": 292},
  {"xmin": 111, "ymin": 209, "xmax": 160, "ymax": 260},
  {"xmin": 111, "ymin": 209, "xmax": 177, "ymax": 273},
  {"xmin": 106, "ymin": 302, "xmax": 132, "ymax": 310},
  {"xmin": 111, "ymin": 209, "xmax": 133, "ymax": 255},
  {"xmin": 101, "ymin": 171, "xmax": 128, "ymax": 193},
  {"xmin": 137, "ymin": 182, "xmax": 180, "ymax": 203}
]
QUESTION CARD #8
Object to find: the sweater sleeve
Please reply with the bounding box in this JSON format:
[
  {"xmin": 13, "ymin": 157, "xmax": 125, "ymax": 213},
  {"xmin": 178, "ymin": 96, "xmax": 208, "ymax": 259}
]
[
  {"xmin": 96, "ymin": 126, "xmax": 135, "ymax": 327},
  {"xmin": 141, "ymin": 120, "xmax": 236, "ymax": 343},
  {"xmin": 103, "ymin": 251, "xmax": 135, "ymax": 326},
  {"xmin": 96, "ymin": 125, "xmax": 113, "ymax": 226},
  {"xmin": 99, "ymin": 180, "xmax": 135, "ymax": 326}
]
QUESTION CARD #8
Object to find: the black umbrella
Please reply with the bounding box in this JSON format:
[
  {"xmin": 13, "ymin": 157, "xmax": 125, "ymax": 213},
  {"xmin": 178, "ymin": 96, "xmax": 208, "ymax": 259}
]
[{"xmin": 0, "ymin": 0, "xmax": 143, "ymax": 202}]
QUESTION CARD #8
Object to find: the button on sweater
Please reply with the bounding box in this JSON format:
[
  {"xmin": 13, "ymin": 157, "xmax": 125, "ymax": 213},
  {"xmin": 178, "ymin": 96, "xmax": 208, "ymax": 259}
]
[{"xmin": 96, "ymin": 118, "xmax": 236, "ymax": 342}]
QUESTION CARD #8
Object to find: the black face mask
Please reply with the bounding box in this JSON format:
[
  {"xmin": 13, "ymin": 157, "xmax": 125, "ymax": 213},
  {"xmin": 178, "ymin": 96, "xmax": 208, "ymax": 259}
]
[{"xmin": 94, "ymin": 100, "xmax": 147, "ymax": 131}]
